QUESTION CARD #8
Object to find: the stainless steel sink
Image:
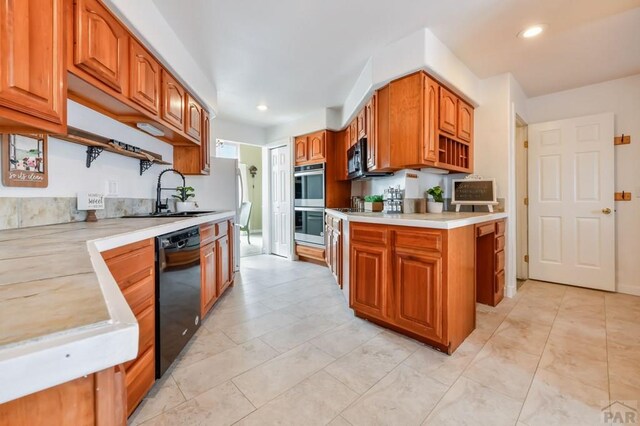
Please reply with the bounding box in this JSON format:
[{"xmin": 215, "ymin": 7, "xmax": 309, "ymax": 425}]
[{"xmin": 122, "ymin": 210, "xmax": 218, "ymax": 218}]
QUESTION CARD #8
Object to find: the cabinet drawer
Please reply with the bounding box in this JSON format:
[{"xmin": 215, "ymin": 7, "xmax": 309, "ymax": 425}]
[
  {"xmin": 477, "ymin": 223, "xmax": 495, "ymax": 237},
  {"xmin": 496, "ymin": 220, "xmax": 506, "ymax": 236},
  {"xmin": 495, "ymin": 270, "xmax": 505, "ymax": 294},
  {"xmin": 121, "ymin": 274, "xmax": 154, "ymax": 316},
  {"xmin": 216, "ymin": 221, "xmax": 229, "ymax": 238},
  {"xmin": 200, "ymin": 223, "xmax": 215, "ymax": 244},
  {"xmin": 393, "ymin": 229, "xmax": 442, "ymax": 253},
  {"xmin": 125, "ymin": 347, "xmax": 155, "ymax": 416},
  {"xmin": 495, "ymin": 250, "xmax": 505, "ymax": 272},
  {"xmin": 102, "ymin": 240, "xmax": 154, "ymax": 290},
  {"xmin": 124, "ymin": 305, "xmax": 154, "ymax": 370},
  {"xmin": 495, "ymin": 235, "xmax": 505, "ymax": 252},
  {"xmin": 295, "ymin": 244, "xmax": 325, "ymax": 261},
  {"xmin": 351, "ymin": 224, "xmax": 387, "ymax": 244}
]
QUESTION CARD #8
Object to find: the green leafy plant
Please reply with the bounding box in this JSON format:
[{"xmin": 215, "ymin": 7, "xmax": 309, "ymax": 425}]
[
  {"xmin": 425, "ymin": 186, "xmax": 444, "ymax": 203},
  {"xmin": 173, "ymin": 186, "xmax": 195, "ymax": 202},
  {"xmin": 364, "ymin": 195, "xmax": 383, "ymax": 203}
]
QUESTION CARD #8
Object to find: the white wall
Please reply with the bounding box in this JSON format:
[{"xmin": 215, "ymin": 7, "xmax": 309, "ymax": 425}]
[
  {"xmin": 265, "ymin": 110, "xmax": 330, "ymax": 143},
  {"xmin": 526, "ymin": 73, "xmax": 640, "ymax": 296},
  {"xmin": 0, "ymin": 101, "xmax": 174, "ymax": 198},
  {"xmin": 214, "ymin": 118, "xmax": 267, "ymax": 146}
]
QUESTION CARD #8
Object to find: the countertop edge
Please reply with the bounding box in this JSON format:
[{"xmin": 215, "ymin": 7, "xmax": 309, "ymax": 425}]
[
  {"xmin": 325, "ymin": 209, "xmax": 508, "ymax": 229},
  {"xmin": 0, "ymin": 211, "xmax": 235, "ymax": 404}
]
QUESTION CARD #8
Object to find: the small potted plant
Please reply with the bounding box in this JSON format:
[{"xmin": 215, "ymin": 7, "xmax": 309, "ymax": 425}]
[
  {"xmin": 173, "ymin": 186, "xmax": 196, "ymax": 212},
  {"xmin": 425, "ymin": 186, "xmax": 444, "ymax": 213},
  {"xmin": 364, "ymin": 195, "xmax": 384, "ymax": 212}
]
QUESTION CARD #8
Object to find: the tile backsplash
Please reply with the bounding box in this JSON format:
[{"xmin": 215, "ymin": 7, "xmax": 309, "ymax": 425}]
[{"xmin": 0, "ymin": 197, "xmax": 155, "ymax": 230}]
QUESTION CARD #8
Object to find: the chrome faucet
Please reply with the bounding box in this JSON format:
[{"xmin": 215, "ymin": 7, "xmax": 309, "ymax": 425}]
[{"xmin": 155, "ymin": 168, "xmax": 186, "ymax": 214}]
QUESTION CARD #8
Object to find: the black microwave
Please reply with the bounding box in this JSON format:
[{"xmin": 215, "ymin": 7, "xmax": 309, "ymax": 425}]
[{"xmin": 347, "ymin": 138, "xmax": 393, "ymax": 180}]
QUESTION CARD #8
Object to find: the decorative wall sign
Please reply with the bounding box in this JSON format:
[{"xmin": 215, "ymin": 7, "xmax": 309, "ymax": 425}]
[
  {"xmin": 2, "ymin": 134, "xmax": 48, "ymax": 188},
  {"xmin": 77, "ymin": 192, "xmax": 105, "ymax": 210},
  {"xmin": 451, "ymin": 175, "xmax": 498, "ymax": 212}
]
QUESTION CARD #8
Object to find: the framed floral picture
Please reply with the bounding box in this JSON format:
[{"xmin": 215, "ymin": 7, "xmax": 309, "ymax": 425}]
[{"xmin": 2, "ymin": 134, "xmax": 48, "ymax": 188}]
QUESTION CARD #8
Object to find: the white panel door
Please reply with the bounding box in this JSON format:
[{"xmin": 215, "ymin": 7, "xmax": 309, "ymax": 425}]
[
  {"xmin": 528, "ymin": 113, "xmax": 615, "ymax": 291},
  {"xmin": 270, "ymin": 145, "xmax": 291, "ymax": 258}
]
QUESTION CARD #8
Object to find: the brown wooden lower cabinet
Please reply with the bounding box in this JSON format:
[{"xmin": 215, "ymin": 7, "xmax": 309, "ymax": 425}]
[
  {"xmin": 349, "ymin": 222, "xmax": 475, "ymax": 354},
  {"xmin": 102, "ymin": 239, "xmax": 156, "ymax": 416},
  {"xmin": 476, "ymin": 219, "xmax": 506, "ymax": 306},
  {"xmin": 200, "ymin": 219, "xmax": 235, "ymax": 318},
  {"xmin": 325, "ymin": 212, "xmax": 343, "ymax": 287},
  {"xmin": 0, "ymin": 366, "xmax": 126, "ymax": 426},
  {"xmin": 295, "ymin": 243, "xmax": 325, "ymax": 264}
]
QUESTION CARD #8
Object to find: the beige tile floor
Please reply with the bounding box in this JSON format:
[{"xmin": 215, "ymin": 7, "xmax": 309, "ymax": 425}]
[{"xmin": 130, "ymin": 255, "xmax": 640, "ymax": 426}]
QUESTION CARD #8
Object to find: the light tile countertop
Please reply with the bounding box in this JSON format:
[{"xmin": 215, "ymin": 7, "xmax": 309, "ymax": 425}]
[
  {"xmin": 325, "ymin": 209, "xmax": 507, "ymax": 229},
  {"xmin": 0, "ymin": 211, "xmax": 235, "ymax": 403}
]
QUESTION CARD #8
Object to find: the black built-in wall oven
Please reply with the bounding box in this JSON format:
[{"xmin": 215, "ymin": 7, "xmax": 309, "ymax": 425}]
[{"xmin": 294, "ymin": 163, "xmax": 325, "ymax": 246}]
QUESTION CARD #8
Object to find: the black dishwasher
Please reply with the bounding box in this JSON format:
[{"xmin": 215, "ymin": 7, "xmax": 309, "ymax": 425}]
[{"xmin": 156, "ymin": 226, "xmax": 201, "ymax": 377}]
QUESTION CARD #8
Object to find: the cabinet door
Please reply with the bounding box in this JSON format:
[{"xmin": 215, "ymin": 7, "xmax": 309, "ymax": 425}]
[
  {"xmin": 392, "ymin": 249, "xmax": 443, "ymax": 342},
  {"xmin": 422, "ymin": 75, "xmax": 438, "ymax": 163},
  {"xmin": 365, "ymin": 95, "xmax": 376, "ymax": 170},
  {"xmin": 129, "ymin": 39, "xmax": 160, "ymax": 115},
  {"xmin": 74, "ymin": 0, "xmax": 129, "ymax": 93},
  {"xmin": 217, "ymin": 234, "xmax": 231, "ymax": 295},
  {"xmin": 185, "ymin": 94, "xmax": 203, "ymax": 142},
  {"xmin": 294, "ymin": 136, "xmax": 308, "ymax": 164},
  {"xmin": 350, "ymin": 242, "xmax": 387, "ymax": 320},
  {"xmin": 457, "ymin": 101, "xmax": 473, "ymax": 143},
  {"xmin": 161, "ymin": 70, "xmax": 186, "ymax": 132},
  {"xmin": 308, "ymin": 131, "xmax": 326, "ymax": 162},
  {"xmin": 357, "ymin": 108, "xmax": 366, "ymax": 139},
  {"xmin": 349, "ymin": 119, "xmax": 358, "ymax": 147},
  {"xmin": 200, "ymin": 242, "xmax": 217, "ymax": 317},
  {"xmin": 439, "ymin": 86, "xmax": 457, "ymax": 136},
  {"xmin": 201, "ymin": 110, "xmax": 211, "ymax": 173},
  {"xmin": 0, "ymin": 0, "xmax": 65, "ymax": 131},
  {"xmin": 335, "ymin": 129, "xmax": 348, "ymax": 181},
  {"xmin": 332, "ymin": 229, "xmax": 341, "ymax": 286},
  {"xmin": 389, "ymin": 72, "xmax": 423, "ymax": 167}
]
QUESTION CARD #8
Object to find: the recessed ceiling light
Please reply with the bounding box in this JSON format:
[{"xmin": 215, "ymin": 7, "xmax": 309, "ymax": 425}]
[
  {"xmin": 256, "ymin": 104, "xmax": 268, "ymax": 111},
  {"xmin": 518, "ymin": 24, "xmax": 546, "ymax": 39}
]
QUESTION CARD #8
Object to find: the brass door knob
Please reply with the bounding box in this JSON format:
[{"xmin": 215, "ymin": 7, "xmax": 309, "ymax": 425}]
[{"xmin": 602, "ymin": 208, "xmax": 612, "ymax": 214}]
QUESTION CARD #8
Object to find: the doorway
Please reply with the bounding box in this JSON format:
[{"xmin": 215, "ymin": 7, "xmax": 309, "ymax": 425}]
[
  {"xmin": 269, "ymin": 144, "xmax": 292, "ymax": 258},
  {"xmin": 526, "ymin": 113, "xmax": 615, "ymax": 291},
  {"xmin": 515, "ymin": 117, "xmax": 529, "ymax": 281}
]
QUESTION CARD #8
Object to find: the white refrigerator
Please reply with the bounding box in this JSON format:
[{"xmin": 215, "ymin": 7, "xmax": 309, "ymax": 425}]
[{"xmin": 194, "ymin": 157, "xmax": 243, "ymax": 271}]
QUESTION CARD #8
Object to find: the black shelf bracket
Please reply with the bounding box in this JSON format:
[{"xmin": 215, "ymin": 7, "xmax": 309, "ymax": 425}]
[
  {"xmin": 140, "ymin": 159, "xmax": 154, "ymax": 176},
  {"xmin": 85, "ymin": 147, "xmax": 103, "ymax": 168}
]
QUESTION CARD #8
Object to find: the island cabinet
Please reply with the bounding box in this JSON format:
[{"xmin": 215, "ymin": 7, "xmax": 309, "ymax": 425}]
[
  {"xmin": 476, "ymin": 219, "xmax": 506, "ymax": 306},
  {"xmin": 200, "ymin": 219, "xmax": 235, "ymax": 318},
  {"xmin": 325, "ymin": 212, "xmax": 343, "ymax": 287},
  {"xmin": 0, "ymin": 366, "xmax": 127, "ymax": 426},
  {"xmin": 349, "ymin": 222, "xmax": 476, "ymax": 354},
  {"xmin": 0, "ymin": 0, "xmax": 67, "ymax": 133},
  {"xmin": 102, "ymin": 238, "xmax": 156, "ymax": 417}
]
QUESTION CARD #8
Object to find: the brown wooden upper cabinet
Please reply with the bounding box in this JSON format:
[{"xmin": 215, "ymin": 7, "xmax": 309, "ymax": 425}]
[
  {"xmin": 294, "ymin": 136, "xmax": 308, "ymax": 164},
  {"xmin": 438, "ymin": 86, "xmax": 457, "ymax": 136},
  {"xmin": 457, "ymin": 100, "xmax": 473, "ymax": 143},
  {"xmin": 365, "ymin": 95, "xmax": 377, "ymax": 170},
  {"xmin": 161, "ymin": 70, "xmax": 186, "ymax": 133},
  {"xmin": 308, "ymin": 131, "xmax": 326, "ymax": 162},
  {"xmin": 0, "ymin": 0, "xmax": 66, "ymax": 133},
  {"xmin": 185, "ymin": 93, "xmax": 203, "ymax": 143},
  {"xmin": 129, "ymin": 39, "xmax": 161, "ymax": 115},
  {"xmin": 349, "ymin": 118, "xmax": 358, "ymax": 147},
  {"xmin": 73, "ymin": 0, "xmax": 129, "ymax": 94},
  {"xmin": 201, "ymin": 110, "xmax": 211, "ymax": 173},
  {"xmin": 294, "ymin": 130, "xmax": 326, "ymax": 165},
  {"xmin": 357, "ymin": 108, "xmax": 366, "ymax": 140},
  {"xmin": 388, "ymin": 72, "xmax": 438, "ymax": 168}
]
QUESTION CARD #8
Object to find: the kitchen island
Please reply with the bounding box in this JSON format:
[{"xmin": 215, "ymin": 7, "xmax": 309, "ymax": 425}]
[
  {"xmin": 0, "ymin": 211, "xmax": 235, "ymax": 419},
  {"xmin": 325, "ymin": 209, "xmax": 507, "ymax": 354}
]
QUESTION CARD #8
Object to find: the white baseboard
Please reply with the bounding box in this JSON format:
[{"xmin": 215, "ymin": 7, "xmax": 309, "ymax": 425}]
[{"xmin": 617, "ymin": 283, "xmax": 640, "ymax": 297}]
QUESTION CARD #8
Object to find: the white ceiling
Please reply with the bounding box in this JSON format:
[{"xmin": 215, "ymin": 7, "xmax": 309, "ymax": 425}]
[{"xmin": 152, "ymin": 0, "xmax": 640, "ymax": 127}]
